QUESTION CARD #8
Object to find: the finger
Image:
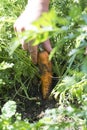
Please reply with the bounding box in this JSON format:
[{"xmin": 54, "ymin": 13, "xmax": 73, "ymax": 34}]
[
  {"xmin": 43, "ymin": 39, "xmax": 52, "ymax": 53},
  {"xmin": 21, "ymin": 27, "xmax": 25, "ymax": 32},
  {"xmin": 14, "ymin": 23, "xmax": 17, "ymax": 32},
  {"xmin": 28, "ymin": 44, "xmax": 38, "ymax": 64},
  {"xmin": 22, "ymin": 42, "xmax": 28, "ymax": 50},
  {"xmin": 14, "ymin": 21, "xmax": 25, "ymax": 32},
  {"xmin": 15, "ymin": 27, "xmax": 25, "ymax": 32}
]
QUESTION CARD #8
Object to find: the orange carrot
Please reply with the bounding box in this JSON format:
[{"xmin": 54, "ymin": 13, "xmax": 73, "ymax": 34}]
[{"xmin": 38, "ymin": 51, "xmax": 52, "ymax": 99}]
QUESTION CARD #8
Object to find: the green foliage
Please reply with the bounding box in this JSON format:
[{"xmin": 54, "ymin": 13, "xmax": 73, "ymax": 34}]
[
  {"xmin": 0, "ymin": 100, "xmax": 87, "ymax": 130},
  {"xmin": 0, "ymin": 0, "xmax": 39, "ymax": 102},
  {"xmin": 1, "ymin": 0, "xmax": 87, "ymax": 129},
  {"xmin": 0, "ymin": 101, "xmax": 31, "ymax": 130}
]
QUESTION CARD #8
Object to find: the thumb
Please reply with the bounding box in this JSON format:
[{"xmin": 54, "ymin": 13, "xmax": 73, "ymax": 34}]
[
  {"xmin": 28, "ymin": 44, "xmax": 38, "ymax": 64},
  {"xmin": 43, "ymin": 40, "xmax": 52, "ymax": 53}
]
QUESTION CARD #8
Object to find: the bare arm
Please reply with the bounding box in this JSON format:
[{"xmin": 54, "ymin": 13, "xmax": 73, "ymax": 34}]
[{"xmin": 14, "ymin": 0, "xmax": 52, "ymax": 64}]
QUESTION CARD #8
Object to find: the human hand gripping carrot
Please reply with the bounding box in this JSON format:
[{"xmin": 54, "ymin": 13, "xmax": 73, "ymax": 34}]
[{"xmin": 14, "ymin": 0, "xmax": 52, "ymax": 64}]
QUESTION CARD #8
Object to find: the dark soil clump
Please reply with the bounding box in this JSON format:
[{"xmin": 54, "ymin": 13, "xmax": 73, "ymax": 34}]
[
  {"xmin": 16, "ymin": 75, "xmax": 58, "ymax": 122},
  {"xmin": 18, "ymin": 98, "xmax": 57, "ymax": 122}
]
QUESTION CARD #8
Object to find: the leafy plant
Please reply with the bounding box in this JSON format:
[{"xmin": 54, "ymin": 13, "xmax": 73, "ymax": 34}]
[
  {"xmin": 0, "ymin": 0, "xmax": 39, "ymax": 103},
  {"xmin": 1, "ymin": 0, "xmax": 87, "ymax": 129}
]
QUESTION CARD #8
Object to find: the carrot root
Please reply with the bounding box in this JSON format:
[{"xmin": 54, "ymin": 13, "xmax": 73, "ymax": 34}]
[{"xmin": 38, "ymin": 51, "xmax": 52, "ymax": 99}]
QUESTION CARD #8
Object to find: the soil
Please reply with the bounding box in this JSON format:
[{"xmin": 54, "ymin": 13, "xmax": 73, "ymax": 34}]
[
  {"xmin": 0, "ymin": 73, "xmax": 58, "ymax": 123},
  {"xmin": 16, "ymin": 75, "xmax": 58, "ymax": 122},
  {"xmin": 19, "ymin": 98, "xmax": 57, "ymax": 122}
]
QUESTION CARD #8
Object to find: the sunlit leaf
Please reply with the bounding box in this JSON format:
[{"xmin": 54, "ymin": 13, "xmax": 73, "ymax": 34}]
[
  {"xmin": 49, "ymin": 47, "xmax": 57, "ymax": 60},
  {"xmin": 0, "ymin": 61, "xmax": 14, "ymax": 70},
  {"xmin": 9, "ymin": 39, "xmax": 21, "ymax": 55},
  {"xmin": 76, "ymin": 33, "xmax": 87, "ymax": 48},
  {"xmin": 1, "ymin": 100, "xmax": 16, "ymax": 119},
  {"xmin": 57, "ymin": 17, "xmax": 69, "ymax": 25},
  {"xmin": 69, "ymin": 5, "xmax": 82, "ymax": 20},
  {"xmin": 81, "ymin": 57, "xmax": 87, "ymax": 73}
]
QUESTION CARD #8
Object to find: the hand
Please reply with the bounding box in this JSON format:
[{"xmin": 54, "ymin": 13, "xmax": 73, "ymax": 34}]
[{"xmin": 14, "ymin": 0, "xmax": 52, "ymax": 64}]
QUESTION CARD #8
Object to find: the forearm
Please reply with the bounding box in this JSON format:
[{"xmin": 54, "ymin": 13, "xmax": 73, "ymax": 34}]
[{"xmin": 27, "ymin": 0, "xmax": 50, "ymax": 12}]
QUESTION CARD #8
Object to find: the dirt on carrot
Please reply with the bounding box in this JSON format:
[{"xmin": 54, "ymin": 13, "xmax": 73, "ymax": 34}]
[{"xmin": 38, "ymin": 51, "xmax": 52, "ymax": 99}]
